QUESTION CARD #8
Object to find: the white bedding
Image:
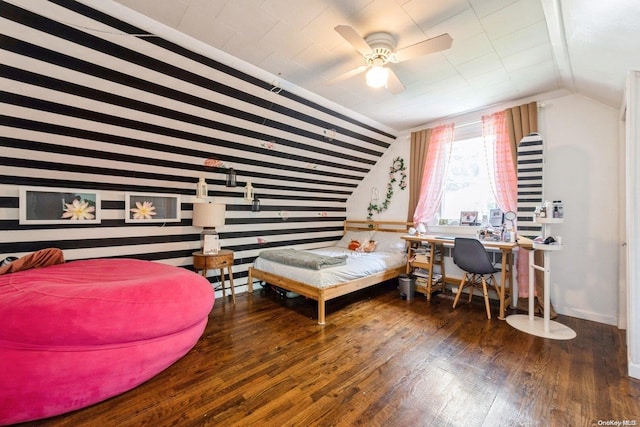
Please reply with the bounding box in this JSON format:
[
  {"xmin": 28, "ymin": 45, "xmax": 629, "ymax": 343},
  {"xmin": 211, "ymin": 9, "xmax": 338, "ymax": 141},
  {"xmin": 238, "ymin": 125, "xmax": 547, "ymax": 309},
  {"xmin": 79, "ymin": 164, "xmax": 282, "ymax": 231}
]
[{"xmin": 253, "ymin": 246, "xmax": 406, "ymax": 289}]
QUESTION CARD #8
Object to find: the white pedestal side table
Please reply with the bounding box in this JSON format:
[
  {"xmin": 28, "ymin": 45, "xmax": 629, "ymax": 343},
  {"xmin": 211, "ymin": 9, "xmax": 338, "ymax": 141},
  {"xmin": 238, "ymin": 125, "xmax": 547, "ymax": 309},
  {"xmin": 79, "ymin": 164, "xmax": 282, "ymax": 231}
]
[{"xmin": 507, "ymin": 218, "xmax": 576, "ymax": 339}]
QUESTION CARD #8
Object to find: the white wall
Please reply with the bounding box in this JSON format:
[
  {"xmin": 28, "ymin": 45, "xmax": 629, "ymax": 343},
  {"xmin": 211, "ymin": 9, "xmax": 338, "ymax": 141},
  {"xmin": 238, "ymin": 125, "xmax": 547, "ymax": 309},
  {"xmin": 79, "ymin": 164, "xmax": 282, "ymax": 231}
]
[
  {"xmin": 346, "ymin": 135, "xmax": 410, "ymax": 221},
  {"xmin": 539, "ymin": 94, "xmax": 619, "ymax": 325},
  {"xmin": 347, "ymin": 92, "xmax": 621, "ymax": 326}
]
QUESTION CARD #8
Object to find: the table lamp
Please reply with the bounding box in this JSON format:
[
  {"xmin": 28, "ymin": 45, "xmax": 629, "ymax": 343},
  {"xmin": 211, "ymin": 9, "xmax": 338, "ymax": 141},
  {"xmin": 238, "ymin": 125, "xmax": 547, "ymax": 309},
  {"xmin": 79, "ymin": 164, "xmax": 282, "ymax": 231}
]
[{"xmin": 192, "ymin": 202, "xmax": 225, "ymax": 254}]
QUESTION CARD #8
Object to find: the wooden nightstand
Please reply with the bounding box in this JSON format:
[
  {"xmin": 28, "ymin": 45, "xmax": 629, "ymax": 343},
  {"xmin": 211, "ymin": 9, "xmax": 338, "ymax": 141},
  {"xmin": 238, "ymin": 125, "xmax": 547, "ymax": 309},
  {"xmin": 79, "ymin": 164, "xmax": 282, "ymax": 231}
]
[{"xmin": 193, "ymin": 249, "xmax": 235, "ymax": 304}]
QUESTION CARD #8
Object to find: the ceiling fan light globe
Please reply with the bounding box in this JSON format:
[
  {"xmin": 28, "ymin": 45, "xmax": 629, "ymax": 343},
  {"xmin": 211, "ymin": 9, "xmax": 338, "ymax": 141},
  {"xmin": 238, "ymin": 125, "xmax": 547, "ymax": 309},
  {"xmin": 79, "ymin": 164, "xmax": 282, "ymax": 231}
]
[{"xmin": 366, "ymin": 65, "xmax": 388, "ymax": 88}]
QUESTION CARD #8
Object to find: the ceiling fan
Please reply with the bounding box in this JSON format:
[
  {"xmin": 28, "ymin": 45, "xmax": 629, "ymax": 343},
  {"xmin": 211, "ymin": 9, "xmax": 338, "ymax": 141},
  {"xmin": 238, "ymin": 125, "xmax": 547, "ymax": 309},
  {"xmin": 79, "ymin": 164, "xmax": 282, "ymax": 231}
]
[{"xmin": 329, "ymin": 25, "xmax": 453, "ymax": 94}]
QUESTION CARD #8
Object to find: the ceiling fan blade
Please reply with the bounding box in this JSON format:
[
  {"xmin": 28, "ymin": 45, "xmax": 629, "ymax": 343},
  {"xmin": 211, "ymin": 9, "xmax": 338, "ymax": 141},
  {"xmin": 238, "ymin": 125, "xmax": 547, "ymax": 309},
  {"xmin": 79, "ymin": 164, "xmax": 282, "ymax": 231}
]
[
  {"xmin": 334, "ymin": 25, "xmax": 372, "ymax": 57},
  {"xmin": 386, "ymin": 68, "xmax": 405, "ymax": 94},
  {"xmin": 394, "ymin": 33, "xmax": 453, "ymax": 63},
  {"xmin": 325, "ymin": 64, "xmax": 369, "ymax": 85}
]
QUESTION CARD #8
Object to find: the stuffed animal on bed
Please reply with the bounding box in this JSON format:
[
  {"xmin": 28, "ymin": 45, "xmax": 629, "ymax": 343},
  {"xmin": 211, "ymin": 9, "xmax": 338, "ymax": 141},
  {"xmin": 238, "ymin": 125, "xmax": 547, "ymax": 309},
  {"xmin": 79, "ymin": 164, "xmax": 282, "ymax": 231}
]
[{"xmin": 348, "ymin": 240, "xmax": 376, "ymax": 252}]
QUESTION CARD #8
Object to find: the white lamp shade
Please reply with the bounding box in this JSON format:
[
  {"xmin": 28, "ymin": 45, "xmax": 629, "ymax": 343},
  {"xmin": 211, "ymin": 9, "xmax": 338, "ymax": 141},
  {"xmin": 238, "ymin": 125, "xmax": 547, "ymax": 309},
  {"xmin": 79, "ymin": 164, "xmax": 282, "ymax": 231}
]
[
  {"xmin": 366, "ymin": 65, "xmax": 388, "ymax": 88},
  {"xmin": 192, "ymin": 202, "xmax": 225, "ymax": 228}
]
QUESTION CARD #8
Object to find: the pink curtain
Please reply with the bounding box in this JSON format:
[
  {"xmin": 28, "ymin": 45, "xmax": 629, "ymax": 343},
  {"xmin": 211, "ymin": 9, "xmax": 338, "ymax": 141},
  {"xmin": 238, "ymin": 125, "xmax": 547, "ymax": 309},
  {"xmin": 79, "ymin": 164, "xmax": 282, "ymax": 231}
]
[
  {"xmin": 483, "ymin": 111, "xmax": 518, "ymax": 211},
  {"xmin": 413, "ymin": 123, "xmax": 455, "ymax": 224},
  {"xmin": 482, "ymin": 111, "xmax": 530, "ymax": 298}
]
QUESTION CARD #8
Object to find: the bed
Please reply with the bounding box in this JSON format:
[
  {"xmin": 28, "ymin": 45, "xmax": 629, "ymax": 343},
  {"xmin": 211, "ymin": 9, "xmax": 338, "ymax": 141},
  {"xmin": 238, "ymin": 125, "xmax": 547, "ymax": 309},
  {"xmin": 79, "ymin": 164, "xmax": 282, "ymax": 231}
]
[
  {"xmin": 247, "ymin": 220, "xmax": 412, "ymax": 324},
  {"xmin": 0, "ymin": 254, "xmax": 214, "ymax": 425}
]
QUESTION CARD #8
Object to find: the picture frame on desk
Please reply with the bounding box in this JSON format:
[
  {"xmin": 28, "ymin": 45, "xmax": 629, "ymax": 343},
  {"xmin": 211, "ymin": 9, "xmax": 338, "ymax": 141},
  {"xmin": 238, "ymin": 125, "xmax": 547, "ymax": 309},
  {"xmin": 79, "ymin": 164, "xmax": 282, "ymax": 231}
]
[
  {"xmin": 489, "ymin": 209, "xmax": 504, "ymax": 227},
  {"xmin": 460, "ymin": 210, "xmax": 478, "ymax": 225}
]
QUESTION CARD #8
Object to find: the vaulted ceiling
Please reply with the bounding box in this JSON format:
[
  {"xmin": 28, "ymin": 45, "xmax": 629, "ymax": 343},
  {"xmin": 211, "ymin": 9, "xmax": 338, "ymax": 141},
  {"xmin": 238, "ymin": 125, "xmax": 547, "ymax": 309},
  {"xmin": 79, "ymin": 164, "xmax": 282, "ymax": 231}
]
[{"xmin": 115, "ymin": 0, "xmax": 640, "ymax": 131}]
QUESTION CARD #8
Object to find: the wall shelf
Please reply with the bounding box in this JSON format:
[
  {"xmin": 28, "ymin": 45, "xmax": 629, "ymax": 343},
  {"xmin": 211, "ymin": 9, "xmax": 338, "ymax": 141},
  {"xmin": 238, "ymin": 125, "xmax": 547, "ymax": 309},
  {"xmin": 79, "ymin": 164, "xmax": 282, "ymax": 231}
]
[
  {"xmin": 532, "ymin": 243, "xmax": 563, "ymax": 251},
  {"xmin": 534, "ymin": 217, "xmax": 564, "ymax": 224}
]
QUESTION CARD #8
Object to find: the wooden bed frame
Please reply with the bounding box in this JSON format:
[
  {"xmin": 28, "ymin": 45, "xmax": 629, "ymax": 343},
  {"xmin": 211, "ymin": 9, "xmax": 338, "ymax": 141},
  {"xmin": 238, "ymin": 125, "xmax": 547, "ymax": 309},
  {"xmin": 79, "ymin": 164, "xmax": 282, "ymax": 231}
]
[{"xmin": 247, "ymin": 220, "xmax": 412, "ymax": 324}]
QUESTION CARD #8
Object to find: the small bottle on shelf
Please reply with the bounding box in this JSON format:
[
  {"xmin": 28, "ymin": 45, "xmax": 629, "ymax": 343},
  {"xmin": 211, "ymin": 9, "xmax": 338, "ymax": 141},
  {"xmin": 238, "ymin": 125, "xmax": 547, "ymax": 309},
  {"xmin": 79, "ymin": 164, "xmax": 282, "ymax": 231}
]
[
  {"xmin": 553, "ymin": 201, "xmax": 560, "ymax": 218},
  {"xmin": 557, "ymin": 201, "xmax": 564, "ymax": 218},
  {"xmin": 539, "ymin": 206, "xmax": 546, "ymax": 218}
]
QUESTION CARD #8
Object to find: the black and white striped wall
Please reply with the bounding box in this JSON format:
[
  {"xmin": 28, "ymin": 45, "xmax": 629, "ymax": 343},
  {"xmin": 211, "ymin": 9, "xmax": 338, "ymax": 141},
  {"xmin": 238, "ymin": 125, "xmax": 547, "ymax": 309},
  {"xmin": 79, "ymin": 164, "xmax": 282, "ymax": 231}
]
[
  {"xmin": 0, "ymin": 0, "xmax": 396, "ymax": 295},
  {"xmin": 517, "ymin": 132, "xmax": 544, "ymax": 238}
]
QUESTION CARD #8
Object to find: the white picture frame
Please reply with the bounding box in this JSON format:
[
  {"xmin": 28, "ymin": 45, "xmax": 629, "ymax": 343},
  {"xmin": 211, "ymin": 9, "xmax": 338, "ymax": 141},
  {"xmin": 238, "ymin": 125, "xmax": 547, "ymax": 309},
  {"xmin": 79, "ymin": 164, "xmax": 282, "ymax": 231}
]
[
  {"xmin": 125, "ymin": 192, "xmax": 181, "ymax": 223},
  {"xmin": 203, "ymin": 234, "xmax": 220, "ymax": 254},
  {"xmin": 460, "ymin": 210, "xmax": 478, "ymax": 225},
  {"xmin": 19, "ymin": 186, "xmax": 101, "ymax": 225},
  {"xmin": 489, "ymin": 209, "xmax": 504, "ymax": 227}
]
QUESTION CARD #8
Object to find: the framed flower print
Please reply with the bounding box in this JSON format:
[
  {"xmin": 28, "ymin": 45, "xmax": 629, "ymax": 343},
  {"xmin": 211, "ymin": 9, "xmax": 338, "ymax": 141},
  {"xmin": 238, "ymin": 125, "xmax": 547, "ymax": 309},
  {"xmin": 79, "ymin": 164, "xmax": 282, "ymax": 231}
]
[
  {"xmin": 125, "ymin": 192, "xmax": 181, "ymax": 223},
  {"xmin": 19, "ymin": 186, "xmax": 101, "ymax": 225}
]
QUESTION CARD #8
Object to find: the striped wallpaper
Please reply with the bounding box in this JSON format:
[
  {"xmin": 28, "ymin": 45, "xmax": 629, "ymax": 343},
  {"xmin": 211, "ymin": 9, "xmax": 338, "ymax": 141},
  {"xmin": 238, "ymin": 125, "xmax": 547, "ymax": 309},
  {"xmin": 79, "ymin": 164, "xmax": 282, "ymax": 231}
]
[
  {"xmin": 0, "ymin": 0, "xmax": 396, "ymax": 296},
  {"xmin": 516, "ymin": 132, "xmax": 544, "ymax": 238}
]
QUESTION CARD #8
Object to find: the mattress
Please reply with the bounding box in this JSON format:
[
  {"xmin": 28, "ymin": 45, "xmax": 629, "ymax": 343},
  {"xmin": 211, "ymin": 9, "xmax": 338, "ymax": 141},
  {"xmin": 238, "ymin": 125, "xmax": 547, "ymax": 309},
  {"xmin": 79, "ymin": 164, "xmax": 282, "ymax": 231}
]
[{"xmin": 253, "ymin": 246, "xmax": 406, "ymax": 288}]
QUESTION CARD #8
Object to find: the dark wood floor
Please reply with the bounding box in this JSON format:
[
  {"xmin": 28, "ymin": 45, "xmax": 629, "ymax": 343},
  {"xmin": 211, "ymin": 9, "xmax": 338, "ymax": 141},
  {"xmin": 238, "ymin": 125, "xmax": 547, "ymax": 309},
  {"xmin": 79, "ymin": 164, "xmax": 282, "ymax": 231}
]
[{"xmin": 24, "ymin": 282, "xmax": 640, "ymax": 427}]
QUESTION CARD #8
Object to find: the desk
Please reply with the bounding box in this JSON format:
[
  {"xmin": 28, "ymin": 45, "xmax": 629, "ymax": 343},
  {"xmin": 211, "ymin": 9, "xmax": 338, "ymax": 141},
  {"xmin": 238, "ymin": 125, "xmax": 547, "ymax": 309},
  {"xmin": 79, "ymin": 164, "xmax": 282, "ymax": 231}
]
[
  {"xmin": 402, "ymin": 235, "xmax": 516, "ymax": 320},
  {"xmin": 193, "ymin": 249, "xmax": 235, "ymax": 304}
]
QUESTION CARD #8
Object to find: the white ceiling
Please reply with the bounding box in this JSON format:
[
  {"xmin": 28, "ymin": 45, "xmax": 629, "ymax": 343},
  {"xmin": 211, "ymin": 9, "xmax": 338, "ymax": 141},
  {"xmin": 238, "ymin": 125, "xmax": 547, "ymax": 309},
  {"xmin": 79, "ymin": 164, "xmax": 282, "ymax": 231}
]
[{"xmin": 114, "ymin": 0, "xmax": 640, "ymax": 131}]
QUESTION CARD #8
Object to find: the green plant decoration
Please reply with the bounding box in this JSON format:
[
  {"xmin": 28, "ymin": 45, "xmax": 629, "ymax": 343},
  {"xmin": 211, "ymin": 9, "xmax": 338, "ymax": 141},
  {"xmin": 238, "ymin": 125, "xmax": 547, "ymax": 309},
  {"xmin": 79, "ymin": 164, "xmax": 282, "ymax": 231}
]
[{"xmin": 367, "ymin": 156, "xmax": 407, "ymax": 220}]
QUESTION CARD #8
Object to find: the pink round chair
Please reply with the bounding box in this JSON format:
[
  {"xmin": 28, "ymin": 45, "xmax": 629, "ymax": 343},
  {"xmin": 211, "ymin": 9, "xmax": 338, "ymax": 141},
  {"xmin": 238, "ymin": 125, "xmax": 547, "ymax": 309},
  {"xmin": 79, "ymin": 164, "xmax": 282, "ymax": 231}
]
[{"xmin": 0, "ymin": 258, "xmax": 214, "ymax": 425}]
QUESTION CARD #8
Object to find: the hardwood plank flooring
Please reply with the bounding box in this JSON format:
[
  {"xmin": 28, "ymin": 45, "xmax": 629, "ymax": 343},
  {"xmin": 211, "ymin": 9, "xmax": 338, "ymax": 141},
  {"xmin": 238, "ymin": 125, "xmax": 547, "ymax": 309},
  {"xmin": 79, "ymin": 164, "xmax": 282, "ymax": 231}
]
[{"xmin": 22, "ymin": 282, "xmax": 640, "ymax": 426}]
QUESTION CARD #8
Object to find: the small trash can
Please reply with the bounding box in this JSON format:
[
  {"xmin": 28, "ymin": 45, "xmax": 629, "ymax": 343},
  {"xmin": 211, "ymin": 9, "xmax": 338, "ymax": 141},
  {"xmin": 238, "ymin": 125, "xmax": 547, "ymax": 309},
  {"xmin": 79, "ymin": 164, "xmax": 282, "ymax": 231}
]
[{"xmin": 398, "ymin": 274, "xmax": 415, "ymax": 300}]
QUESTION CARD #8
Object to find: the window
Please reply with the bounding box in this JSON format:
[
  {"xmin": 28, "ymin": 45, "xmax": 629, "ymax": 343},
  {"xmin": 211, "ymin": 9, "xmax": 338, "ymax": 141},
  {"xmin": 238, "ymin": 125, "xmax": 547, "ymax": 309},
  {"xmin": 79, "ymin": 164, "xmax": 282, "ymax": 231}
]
[{"xmin": 437, "ymin": 136, "xmax": 498, "ymax": 225}]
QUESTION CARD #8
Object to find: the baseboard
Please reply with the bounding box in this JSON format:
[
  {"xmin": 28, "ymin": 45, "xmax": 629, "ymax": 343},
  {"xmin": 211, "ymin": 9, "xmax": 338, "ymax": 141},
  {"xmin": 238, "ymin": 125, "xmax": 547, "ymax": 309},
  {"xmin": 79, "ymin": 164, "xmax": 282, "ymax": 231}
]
[
  {"xmin": 554, "ymin": 304, "xmax": 617, "ymax": 326},
  {"xmin": 628, "ymin": 359, "xmax": 640, "ymax": 380}
]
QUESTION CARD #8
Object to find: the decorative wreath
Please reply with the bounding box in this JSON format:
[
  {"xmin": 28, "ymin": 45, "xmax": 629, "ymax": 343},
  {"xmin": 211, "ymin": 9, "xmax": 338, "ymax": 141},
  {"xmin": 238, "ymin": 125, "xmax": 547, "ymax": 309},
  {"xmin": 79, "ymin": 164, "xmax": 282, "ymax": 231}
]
[{"xmin": 367, "ymin": 156, "xmax": 407, "ymax": 220}]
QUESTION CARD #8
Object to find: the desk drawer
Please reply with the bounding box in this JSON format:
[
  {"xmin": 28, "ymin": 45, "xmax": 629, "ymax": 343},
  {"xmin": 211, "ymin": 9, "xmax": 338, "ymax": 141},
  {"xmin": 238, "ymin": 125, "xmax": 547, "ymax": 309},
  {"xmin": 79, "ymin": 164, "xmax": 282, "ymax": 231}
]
[{"xmin": 194, "ymin": 254, "xmax": 233, "ymax": 270}]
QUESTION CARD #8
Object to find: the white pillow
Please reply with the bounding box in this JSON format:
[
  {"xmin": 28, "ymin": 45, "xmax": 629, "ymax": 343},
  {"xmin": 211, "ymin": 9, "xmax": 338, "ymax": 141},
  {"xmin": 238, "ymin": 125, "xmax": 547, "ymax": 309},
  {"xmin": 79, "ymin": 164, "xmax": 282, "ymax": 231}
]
[
  {"xmin": 336, "ymin": 230, "xmax": 375, "ymax": 248},
  {"xmin": 371, "ymin": 231, "xmax": 407, "ymax": 253}
]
